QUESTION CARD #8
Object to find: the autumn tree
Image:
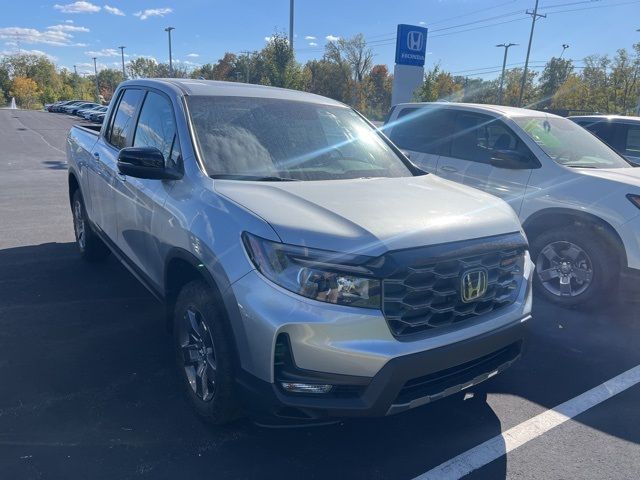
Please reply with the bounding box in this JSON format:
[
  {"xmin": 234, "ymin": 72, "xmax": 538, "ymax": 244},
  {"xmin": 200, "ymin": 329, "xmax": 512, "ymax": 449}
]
[
  {"xmin": 10, "ymin": 77, "xmax": 41, "ymax": 109},
  {"xmin": 127, "ymin": 57, "xmax": 158, "ymax": 79},
  {"xmin": 261, "ymin": 33, "xmax": 304, "ymax": 89},
  {"xmin": 538, "ymin": 57, "xmax": 574, "ymax": 108}
]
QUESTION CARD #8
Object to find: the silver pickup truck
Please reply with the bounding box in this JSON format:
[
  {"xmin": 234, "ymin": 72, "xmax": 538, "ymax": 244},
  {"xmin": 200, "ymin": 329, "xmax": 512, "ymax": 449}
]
[{"xmin": 67, "ymin": 79, "xmax": 533, "ymax": 425}]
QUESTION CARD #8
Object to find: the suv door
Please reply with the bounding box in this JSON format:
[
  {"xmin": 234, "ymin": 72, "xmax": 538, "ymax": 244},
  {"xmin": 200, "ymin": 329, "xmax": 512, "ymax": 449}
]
[
  {"xmin": 115, "ymin": 89, "xmax": 181, "ymax": 289},
  {"xmin": 89, "ymin": 88, "xmax": 144, "ymax": 242},
  {"xmin": 436, "ymin": 110, "xmax": 535, "ymax": 214},
  {"xmin": 386, "ymin": 107, "xmax": 455, "ymax": 173}
]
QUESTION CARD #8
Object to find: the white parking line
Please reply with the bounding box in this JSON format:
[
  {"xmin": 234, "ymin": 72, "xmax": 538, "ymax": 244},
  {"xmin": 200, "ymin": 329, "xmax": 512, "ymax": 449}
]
[{"xmin": 414, "ymin": 364, "xmax": 640, "ymax": 480}]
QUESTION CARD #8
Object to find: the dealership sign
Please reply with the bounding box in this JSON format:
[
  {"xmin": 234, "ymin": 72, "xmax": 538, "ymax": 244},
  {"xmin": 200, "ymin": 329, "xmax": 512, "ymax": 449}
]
[{"xmin": 395, "ymin": 24, "xmax": 428, "ymax": 67}]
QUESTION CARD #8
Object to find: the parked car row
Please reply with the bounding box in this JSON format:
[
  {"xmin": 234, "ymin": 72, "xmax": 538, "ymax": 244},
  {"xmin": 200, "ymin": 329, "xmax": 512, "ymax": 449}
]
[{"xmin": 47, "ymin": 100, "xmax": 105, "ymax": 123}]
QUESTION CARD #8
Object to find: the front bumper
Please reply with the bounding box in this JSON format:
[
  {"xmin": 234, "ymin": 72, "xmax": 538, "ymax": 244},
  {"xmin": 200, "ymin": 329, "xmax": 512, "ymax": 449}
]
[{"xmin": 237, "ymin": 315, "xmax": 528, "ymax": 421}]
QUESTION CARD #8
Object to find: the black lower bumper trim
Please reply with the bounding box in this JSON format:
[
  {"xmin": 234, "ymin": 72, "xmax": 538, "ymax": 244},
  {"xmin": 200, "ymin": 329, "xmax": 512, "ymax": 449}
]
[{"xmin": 236, "ymin": 316, "xmax": 529, "ymax": 421}]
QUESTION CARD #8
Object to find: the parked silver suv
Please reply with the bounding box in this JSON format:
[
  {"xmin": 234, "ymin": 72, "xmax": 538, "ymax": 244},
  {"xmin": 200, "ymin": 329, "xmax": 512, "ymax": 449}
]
[{"xmin": 67, "ymin": 79, "xmax": 533, "ymax": 425}]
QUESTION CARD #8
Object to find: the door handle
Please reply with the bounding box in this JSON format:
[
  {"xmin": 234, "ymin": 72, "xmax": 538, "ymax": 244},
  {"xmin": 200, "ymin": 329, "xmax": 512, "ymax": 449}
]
[{"xmin": 441, "ymin": 165, "xmax": 458, "ymax": 173}]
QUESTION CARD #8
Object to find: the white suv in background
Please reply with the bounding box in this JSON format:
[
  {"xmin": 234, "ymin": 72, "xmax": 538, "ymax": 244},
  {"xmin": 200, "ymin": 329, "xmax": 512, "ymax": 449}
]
[{"xmin": 385, "ymin": 103, "xmax": 640, "ymax": 307}]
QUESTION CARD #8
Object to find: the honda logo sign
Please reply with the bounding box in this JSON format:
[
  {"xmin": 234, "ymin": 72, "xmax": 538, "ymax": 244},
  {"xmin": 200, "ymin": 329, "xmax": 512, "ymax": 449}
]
[
  {"xmin": 406, "ymin": 31, "xmax": 424, "ymax": 52},
  {"xmin": 395, "ymin": 24, "xmax": 428, "ymax": 67}
]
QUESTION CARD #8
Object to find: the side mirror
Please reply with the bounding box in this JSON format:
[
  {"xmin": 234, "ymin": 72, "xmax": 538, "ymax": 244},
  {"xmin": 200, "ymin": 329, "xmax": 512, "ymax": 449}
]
[
  {"xmin": 117, "ymin": 147, "xmax": 181, "ymax": 180},
  {"xmin": 490, "ymin": 149, "xmax": 534, "ymax": 170}
]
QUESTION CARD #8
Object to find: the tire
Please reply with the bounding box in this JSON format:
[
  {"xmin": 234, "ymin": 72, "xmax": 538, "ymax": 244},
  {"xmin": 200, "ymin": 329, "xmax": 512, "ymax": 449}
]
[
  {"xmin": 173, "ymin": 280, "xmax": 241, "ymax": 424},
  {"xmin": 530, "ymin": 226, "xmax": 619, "ymax": 308},
  {"xmin": 71, "ymin": 190, "xmax": 110, "ymax": 262}
]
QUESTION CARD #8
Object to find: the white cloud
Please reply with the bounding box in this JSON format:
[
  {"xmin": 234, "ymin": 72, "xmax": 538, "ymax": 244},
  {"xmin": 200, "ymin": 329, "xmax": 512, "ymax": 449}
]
[
  {"xmin": 419, "ymin": 21, "xmax": 426, "ymax": 25},
  {"xmin": 85, "ymin": 48, "xmax": 124, "ymax": 57},
  {"xmin": 264, "ymin": 36, "xmax": 274, "ymax": 42},
  {"xmin": 48, "ymin": 24, "xmax": 90, "ymax": 33},
  {"xmin": 325, "ymin": 34, "xmax": 340, "ymax": 42},
  {"xmin": 304, "ymin": 35, "xmax": 316, "ymax": 40},
  {"xmin": 308, "ymin": 42, "xmax": 317, "ymax": 46},
  {"xmin": 133, "ymin": 7, "xmax": 172, "ymax": 20},
  {"xmin": 0, "ymin": 48, "xmax": 57, "ymax": 61},
  {"xmin": 186, "ymin": 53, "xmax": 199, "ymax": 58},
  {"xmin": 64, "ymin": 19, "xmax": 74, "ymax": 23},
  {"xmin": 104, "ymin": 5, "xmax": 125, "ymax": 16},
  {"xmin": 0, "ymin": 26, "xmax": 86, "ymax": 46},
  {"xmin": 54, "ymin": 1, "xmax": 101, "ymax": 14}
]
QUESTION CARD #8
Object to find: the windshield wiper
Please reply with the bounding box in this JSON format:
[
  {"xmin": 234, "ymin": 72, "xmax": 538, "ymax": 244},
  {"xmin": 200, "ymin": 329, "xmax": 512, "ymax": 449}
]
[{"xmin": 210, "ymin": 174, "xmax": 300, "ymax": 181}]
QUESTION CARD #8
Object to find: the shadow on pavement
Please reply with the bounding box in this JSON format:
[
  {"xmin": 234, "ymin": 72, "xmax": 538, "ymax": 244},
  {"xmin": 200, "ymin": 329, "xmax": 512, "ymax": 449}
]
[{"xmin": 1, "ymin": 241, "xmax": 638, "ymax": 479}]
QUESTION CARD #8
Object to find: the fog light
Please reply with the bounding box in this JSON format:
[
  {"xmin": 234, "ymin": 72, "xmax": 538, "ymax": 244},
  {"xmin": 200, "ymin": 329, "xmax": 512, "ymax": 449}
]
[{"xmin": 280, "ymin": 382, "xmax": 333, "ymax": 394}]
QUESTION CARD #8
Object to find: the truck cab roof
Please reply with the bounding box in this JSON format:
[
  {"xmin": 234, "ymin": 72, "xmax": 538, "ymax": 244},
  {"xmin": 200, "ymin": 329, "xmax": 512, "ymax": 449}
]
[{"xmin": 117, "ymin": 78, "xmax": 345, "ymax": 107}]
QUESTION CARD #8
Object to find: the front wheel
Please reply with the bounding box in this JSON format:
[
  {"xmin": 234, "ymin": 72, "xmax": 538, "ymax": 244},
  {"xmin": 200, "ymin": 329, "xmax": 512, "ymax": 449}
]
[
  {"xmin": 173, "ymin": 280, "xmax": 241, "ymax": 424},
  {"xmin": 530, "ymin": 227, "xmax": 619, "ymax": 308}
]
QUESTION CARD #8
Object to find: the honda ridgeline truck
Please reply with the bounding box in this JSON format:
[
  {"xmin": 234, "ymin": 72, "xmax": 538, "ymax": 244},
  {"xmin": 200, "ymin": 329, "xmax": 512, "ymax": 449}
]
[{"xmin": 67, "ymin": 79, "xmax": 533, "ymax": 425}]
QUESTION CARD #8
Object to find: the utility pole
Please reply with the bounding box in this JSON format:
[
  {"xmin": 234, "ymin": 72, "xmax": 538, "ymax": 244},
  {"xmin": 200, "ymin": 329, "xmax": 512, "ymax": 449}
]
[
  {"xmin": 518, "ymin": 0, "xmax": 545, "ymax": 107},
  {"xmin": 118, "ymin": 46, "xmax": 126, "ymax": 79},
  {"xmin": 496, "ymin": 43, "xmax": 517, "ymax": 105},
  {"xmin": 289, "ymin": 0, "xmax": 295, "ymax": 52},
  {"xmin": 92, "ymin": 57, "xmax": 100, "ymax": 102},
  {"xmin": 240, "ymin": 51, "xmax": 252, "ymax": 83},
  {"xmin": 560, "ymin": 44, "xmax": 569, "ymax": 58},
  {"xmin": 165, "ymin": 26, "xmax": 175, "ymax": 77}
]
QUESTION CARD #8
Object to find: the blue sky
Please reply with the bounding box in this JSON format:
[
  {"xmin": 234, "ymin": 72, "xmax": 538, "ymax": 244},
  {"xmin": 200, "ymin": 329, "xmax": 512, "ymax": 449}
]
[{"xmin": 1, "ymin": 0, "xmax": 639, "ymax": 78}]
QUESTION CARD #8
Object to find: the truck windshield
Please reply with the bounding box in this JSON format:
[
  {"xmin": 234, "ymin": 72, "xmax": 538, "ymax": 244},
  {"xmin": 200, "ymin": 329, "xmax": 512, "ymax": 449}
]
[
  {"xmin": 187, "ymin": 96, "xmax": 413, "ymax": 181},
  {"xmin": 512, "ymin": 115, "xmax": 631, "ymax": 169}
]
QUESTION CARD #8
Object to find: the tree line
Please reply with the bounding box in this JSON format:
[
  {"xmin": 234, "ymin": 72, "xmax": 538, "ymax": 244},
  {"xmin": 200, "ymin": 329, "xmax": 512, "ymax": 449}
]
[{"xmin": 1, "ymin": 33, "xmax": 638, "ymax": 118}]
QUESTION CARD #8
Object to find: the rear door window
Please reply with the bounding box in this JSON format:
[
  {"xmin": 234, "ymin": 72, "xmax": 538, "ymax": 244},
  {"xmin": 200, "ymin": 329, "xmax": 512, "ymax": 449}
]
[
  {"xmin": 388, "ymin": 108, "xmax": 455, "ymax": 155},
  {"xmin": 107, "ymin": 89, "xmax": 144, "ymax": 149}
]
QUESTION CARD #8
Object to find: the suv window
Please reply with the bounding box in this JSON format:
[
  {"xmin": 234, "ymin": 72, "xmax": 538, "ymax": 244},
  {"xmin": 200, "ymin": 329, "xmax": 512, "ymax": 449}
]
[
  {"xmin": 388, "ymin": 108, "xmax": 455, "ymax": 155},
  {"xmin": 108, "ymin": 89, "xmax": 143, "ymax": 149},
  {"xmin": 133, "ymin": 91, "xmax": 181, "ymax": 168},
  {"xmin": 624, "ymin": 125, "xmax": 640, "ymax": 157},
  {"xmin": 450, "ymin": 112, "xmax": 528, "ymax": 164}
]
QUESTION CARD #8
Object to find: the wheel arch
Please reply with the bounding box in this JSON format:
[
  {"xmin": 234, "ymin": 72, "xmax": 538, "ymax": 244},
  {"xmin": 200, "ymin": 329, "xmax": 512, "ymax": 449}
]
[
  {"xmin": 68, "ymin": 169, "xmax": 80, "ymax": 206},
  {"xmin": 522, "ymin": 208, "xmax": 627, "ymax": 267}
]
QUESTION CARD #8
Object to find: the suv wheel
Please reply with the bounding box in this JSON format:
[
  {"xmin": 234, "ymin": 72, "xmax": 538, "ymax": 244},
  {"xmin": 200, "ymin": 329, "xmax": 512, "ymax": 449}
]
[
  {"xmin": 173, "ymin": 280, "xmax": 241, "ymax": 424},
  {"xmin": 530, "ymin": 226, "xmax": 618, "ymax": 307},
  {"xmin": 71, "ymin": 190, "xmax": 110, "ymax": 261}
]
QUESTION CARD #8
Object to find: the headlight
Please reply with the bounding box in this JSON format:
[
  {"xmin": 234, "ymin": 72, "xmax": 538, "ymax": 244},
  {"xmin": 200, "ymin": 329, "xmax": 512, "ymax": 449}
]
[{"xmin": 242, "ymin": 232, "xmax": 381, "ymax": 309}]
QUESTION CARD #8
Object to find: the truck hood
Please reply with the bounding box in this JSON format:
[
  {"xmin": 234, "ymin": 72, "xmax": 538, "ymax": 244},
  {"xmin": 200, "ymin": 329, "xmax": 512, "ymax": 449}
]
[
  {"xmin": 575, "ymin": 167, "xmax": 640, "ymax": 188},
  {"xmin": 214, "ymin": 175, "xmax": 521, "ymax": 256}
]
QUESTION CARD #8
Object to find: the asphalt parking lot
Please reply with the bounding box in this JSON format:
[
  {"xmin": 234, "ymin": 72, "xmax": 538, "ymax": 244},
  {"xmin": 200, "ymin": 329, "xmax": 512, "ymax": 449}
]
[{"xmin": 1, "ymin": 109, "xmax": 639, "ymax": 480}]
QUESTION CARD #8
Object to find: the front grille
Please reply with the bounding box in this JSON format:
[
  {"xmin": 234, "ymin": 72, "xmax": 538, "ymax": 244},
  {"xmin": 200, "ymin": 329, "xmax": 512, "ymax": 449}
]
[{"xmin": 382, "ymin": 240, "xmax": 526, "ymax": 337}]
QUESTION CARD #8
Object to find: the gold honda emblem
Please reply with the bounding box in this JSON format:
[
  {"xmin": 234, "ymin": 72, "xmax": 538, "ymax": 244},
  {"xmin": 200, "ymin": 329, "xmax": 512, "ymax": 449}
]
[{"xmin": 461, "ymin": 269, "xmax": 488, "ymax": 302}]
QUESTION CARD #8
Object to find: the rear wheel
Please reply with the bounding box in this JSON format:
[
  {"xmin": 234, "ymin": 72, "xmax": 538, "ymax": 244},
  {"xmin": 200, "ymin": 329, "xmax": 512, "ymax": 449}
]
[
  {"xmin": 71, "ymin": 190, "xmax": 110, "ymax": 262},
  {"xmin": 530, "ymin": 226, "xmax": 618, "ymax": 307},
  {"xmin": 173, "ymin": 280, "xmax": 241, "ymax": 424}
]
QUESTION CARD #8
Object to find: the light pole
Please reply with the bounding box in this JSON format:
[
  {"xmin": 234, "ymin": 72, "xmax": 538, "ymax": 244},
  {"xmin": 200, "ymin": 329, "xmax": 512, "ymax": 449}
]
[
  {"xmin": 289, "ymin": 0, "xmax": 294, "ymax": 52},
  {"xmin": 560, "ymin": 44, "xmax": 569, "ymax": 58},
  {"xmin": 496, "ymin": 43, "xmax": 517, "ymax": 105},
  {"xmin": 92, "ymin": 57, "xmax": 100, "ymax": 102},
  {"xmin": 164, "ymin": 27, "xmax": 175, "ymax": 76},
  {"xmin": 118, "ymin": 46, "xmax": 126, "ymax": 79}
]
